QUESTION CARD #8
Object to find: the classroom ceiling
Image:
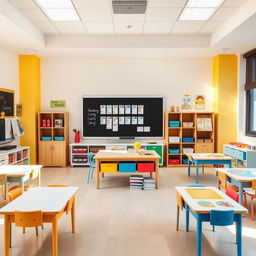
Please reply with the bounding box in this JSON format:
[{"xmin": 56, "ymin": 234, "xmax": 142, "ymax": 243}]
[{"xmin": 9, "ymin": 0, "xmax": 245, "ymax": 35}]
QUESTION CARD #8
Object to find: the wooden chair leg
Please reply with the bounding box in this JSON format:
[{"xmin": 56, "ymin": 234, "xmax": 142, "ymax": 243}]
[
  {"xmin": 251, "ymin": 198, "xmax": 255, "ymax": 220},
  {"xmin": 23, "ymin": 227, "xmax": 26, "ymax": 233},
  {"xmin": 243, "ymin": 193, "xmax": 248, "ymax": 209},
  {"xmin": 9, "ymin": 223, "xmax": 12, "ymax": 248},
  {"xmin": 176, "ymin": 205, "xmax": 180, "ymax": 231},
  {"xmin": 35, "ymin": 226, "xmax": 39, "ymax": 236}
]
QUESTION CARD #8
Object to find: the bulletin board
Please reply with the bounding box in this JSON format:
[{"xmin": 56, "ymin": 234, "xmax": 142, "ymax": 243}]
[{"xmin": 0, "ymin": 88, "xmax": 14, "ymax": 118}]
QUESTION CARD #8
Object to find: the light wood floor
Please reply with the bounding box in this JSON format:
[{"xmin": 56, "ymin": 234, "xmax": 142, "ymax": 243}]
[{"xmin": 0, "ymin": 167, "xmax": 256, "ymax": 256}]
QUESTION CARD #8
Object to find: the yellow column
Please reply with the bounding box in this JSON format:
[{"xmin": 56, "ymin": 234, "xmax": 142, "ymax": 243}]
[
  {"xmin": 19, "ymin": 55, "xmax": 40, "ymax": 164},
  {"xmin": 213, "ymin": 54, "xmax": 238, "ymax": 153}
]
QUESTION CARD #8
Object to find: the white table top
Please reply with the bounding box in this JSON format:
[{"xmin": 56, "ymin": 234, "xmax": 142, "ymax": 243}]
[
  {"xmin": 0, "ymin": 187, "xmax": 78, "ymax": 214},
  {"xmin": 175, "ymin": 186, "xmax": 247, "ymax": 214},
  {"xmin": 216, "ymin": 168, "xmax": 256, "ymax": 182},
  {"xmin": 187, "ymin": 153, "xmax": 233, "ymax": 161},
  {"xmin": 0, "ymin": 165, "xmax": 42, "ymax": 175}
]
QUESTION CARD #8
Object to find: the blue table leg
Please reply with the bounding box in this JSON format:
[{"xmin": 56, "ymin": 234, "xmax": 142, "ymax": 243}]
[
  {"xmin": 196, "ymin": 161, "xmax": 199, "ymax": 184},
  {"xmin": 185, "ymin": 204, "xmax": 189, "ymax": 232},
  {"xmin": 236, "ymin": 214, "xmax": 242, "ymax": 256},
  {"xmin": 188, "ymin": 159, "xmax": 191, "ymax": 177},
  {"xmin": 196, "ymin": 215, "xmax": 202, "ymax": 256},
  {"xmin": 238, "ymin": 182, "xmax": 244, "ymax": 205},
  {"xmin": 229, "ymin": 160, "xmax": 232, "ymax": 168}
]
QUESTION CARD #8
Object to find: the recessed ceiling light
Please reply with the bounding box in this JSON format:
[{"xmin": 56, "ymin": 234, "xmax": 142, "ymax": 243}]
[
  {"xmin": 179, "ymin": 7, "xmax": 216, "ymax": 20},
  {"xmin": 34, "ymin": 0, "xmax": 73, "ymax": 8},
  {"xmin": 34, "ymin": 0, "xmax": 80, "ymax": 21},
  {"xmin": 186, "ymin": 0, "xmax": 224, "ymax": 8},
  {"xmin": 43, "ymin": 8, "xmax": 80, "ymax": 21}
]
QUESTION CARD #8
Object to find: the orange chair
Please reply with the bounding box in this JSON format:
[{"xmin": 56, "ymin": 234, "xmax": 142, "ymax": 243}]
[
  {"xmin": 243, "ymin": 180, "xmax": 256, "ymax": 220},
  {"xmin": 48, "ymin": 184, "xmax": 68, "ymax": 187}
]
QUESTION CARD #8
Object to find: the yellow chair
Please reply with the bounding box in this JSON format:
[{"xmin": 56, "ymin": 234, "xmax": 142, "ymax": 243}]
[
  {"xmin": 243, "ymin": 180, "xmax": 256, "ymax": 220},
  {"xmin": 0, "ymin": 174, "xmax": 8, "ymax": 200},
  {"xmin": 176, "ymin": 191, "xmax": 184, "ymax": 231},
  {"xmin": 218, "ymin": 172, "xmax": 227, "ymax": 190}
]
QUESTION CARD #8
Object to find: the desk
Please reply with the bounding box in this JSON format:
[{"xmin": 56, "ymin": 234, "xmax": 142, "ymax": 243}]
[
  {"xmin": 175, "ymin": 186, "xmax": 247, "ymax": 256},
  {"xmin": 0, "ymin": 165, "xmax": 42, "ymax": 194},
  {"xmin": 0, "ymin": 187, "xmax": 78, "ymax": 256},
  {"xmin": 94, "ymin": 150, "xmax": 160, "ymax": 189},
  {"xmin": 216, "ymin": 168, "xmax": 256, "ymax": 204},
  {"xmin": 187, "ymin": 153, "xmax": 233, "ymax": 184}
]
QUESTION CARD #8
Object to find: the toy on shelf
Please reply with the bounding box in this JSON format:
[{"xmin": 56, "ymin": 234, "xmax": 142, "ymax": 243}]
[
  {"xmin": 73, "ymin": 129, "xmax": 80, "ymax": 143},
  {"xmin": 133, "ymin": 142, "xmax": 141, "ymax": 153}
]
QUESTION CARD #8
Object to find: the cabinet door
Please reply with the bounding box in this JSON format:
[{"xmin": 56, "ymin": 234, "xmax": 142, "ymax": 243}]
[
  {"xmin": 52, "ymin": 141, "xmax": 66, "ymax": 167},
  {"xmin": 146, "ymin": 145, "xmax": 163, "ymax": 165},
  {"xmin": 195, "ymin": 143, "xmax": 214, "ymax": 153},
  {"xmin": 39, "ymin": 141, "xmax": 53, "ymax": 166}
]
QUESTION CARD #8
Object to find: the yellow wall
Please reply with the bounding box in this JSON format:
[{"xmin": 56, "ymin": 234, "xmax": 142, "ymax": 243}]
[
  {"xmin": 213, "ymin": 54, "xmax": 238, "ymax": 152},
  {"xmin": 19, "ymin": 55, "xmax": 40, "ymax": 164}
]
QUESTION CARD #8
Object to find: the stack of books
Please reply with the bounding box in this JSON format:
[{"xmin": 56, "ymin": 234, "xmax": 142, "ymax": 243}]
[
  {"xmin": 143, "ymin": 177, "xmax": 155, "ymax": 190},
  {"xmin": 129, "ymin": 175, "xmax": 144, "ymax": 190}
]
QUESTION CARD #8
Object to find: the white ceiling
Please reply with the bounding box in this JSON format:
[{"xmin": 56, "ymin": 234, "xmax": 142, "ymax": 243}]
[{"xmin": 9, "ymin": 0, "xmax": 246, "ymax": 35}]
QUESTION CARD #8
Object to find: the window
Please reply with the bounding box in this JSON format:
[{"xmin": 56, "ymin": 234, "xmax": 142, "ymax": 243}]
[{"xmin": 244, "ymin": 48, "xmax": 256, "ymax": 137}]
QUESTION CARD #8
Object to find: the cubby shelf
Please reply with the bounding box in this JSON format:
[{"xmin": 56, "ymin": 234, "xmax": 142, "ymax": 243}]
[{"xmin": 165, "ymin": 112, "xmax": 215, "ymax": 167}]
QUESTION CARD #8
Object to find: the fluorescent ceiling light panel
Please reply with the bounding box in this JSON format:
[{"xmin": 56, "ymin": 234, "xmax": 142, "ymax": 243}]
[
  {"xmin": 186, "ymin": 0, "xmax": 224, "ymax": 8},
  {"xmin": 35, "ymin": 0, "xmax": 73, "ymax": 8},
  {"xmin": 43, "ymin": 8, "xmax": 80, "ymax": 21},
  {"xmin": 179, "ymin": 7, "xmax": 216, "ymax": 20}
]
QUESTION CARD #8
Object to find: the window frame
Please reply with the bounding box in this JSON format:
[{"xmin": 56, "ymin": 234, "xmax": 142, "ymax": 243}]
[{"xmin": 246, "ymin": 89, "xmax": 256, "ymax": 137}]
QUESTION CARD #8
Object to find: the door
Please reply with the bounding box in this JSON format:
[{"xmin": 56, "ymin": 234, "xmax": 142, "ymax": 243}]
[
  {"xmin": 39, "ymin": 141, "xmax": 53, "ymax": 166},
  {"xmin": 52, "ymin": 141, "xmax": 66, "ymax": 167}
]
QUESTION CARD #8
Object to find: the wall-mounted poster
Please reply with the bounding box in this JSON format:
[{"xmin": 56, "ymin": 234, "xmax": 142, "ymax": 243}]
[
  {"xmin": 195, "ymin": 95, "xmax": 205, "ymax": 110},
  {"xmin": 181, "ymin": 94, "xmax": 192, "ymax": 110}
]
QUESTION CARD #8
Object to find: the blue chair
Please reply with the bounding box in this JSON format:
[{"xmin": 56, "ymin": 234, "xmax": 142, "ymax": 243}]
[
  {"xmin": 210, "ymin": 210, "xmax": 234, "ymax": 232},
  {"xmin": 87, "ymin": 152, "xmax": 96, "ymax": 184},
  {"xmin": 176, "ymin": 184, "xmax": 205, "ymax": 231}
]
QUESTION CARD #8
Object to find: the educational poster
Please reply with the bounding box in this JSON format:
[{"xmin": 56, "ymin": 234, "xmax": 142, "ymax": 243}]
[
  {"xmin": 132, "ymin": 105, "xmax": 137, "ymax": 114},
  {"xmin": 100, "ymin": 105, "xmax": 106, "ymax": 114},
  {"xmin": 195, "ymin": 95, "xmax": 205, "ymax": 110},
  {"xmin": 125, "ymin": 105, "xmax": 131, "ymax": 114},
  {"xmin": 125, "ymin": 116, "xmax": 131, "ymax": 125},
  {"xmin": 138, "ymin": 105, "xmax": 144, "ymax": 114},
  {"xmin": 106, "ymin": 116, "xmax": 112, "ymax": 129},
  {"xmin": 138, "ymin": 116, "xmax": 144, "ymax": 125},
  {"xmin": 119, "ymin": 116, "xmax": 125, "ymax": 125},
  {"xmin": 107, "ymin": 105, "xmax": 112, "ymax": 115},
  {"xmin": 113, "ymin": 116, "xmax": 118, "ymax": 132},
  {"xmin": 100, "ymin": 116, "xmax": 106, "ymax": 125},
  {"xmin": 132, "ymin": 116, "xmax": 137, "ymax": 125},
  {"xmin": 119, "ymin": 105, "xmax": 124, "ymax": 114},
  {"xmin": 181, "ymin": 94, "xmax": 192, "ymax": 110},
  {"xmin": 113, "ymin": 105, "xmax": 118, "ymax": 114}
]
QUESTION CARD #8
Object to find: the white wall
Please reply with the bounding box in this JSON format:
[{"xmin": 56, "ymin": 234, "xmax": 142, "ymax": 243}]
[
  {"xmin": 0, "ymin": 44, "xmax": 19, "ymax": 145},
  {"xmin": 41, "ymin": 57, "xmax": 213, "ymax": 142},
  {"xmin": 237, "ymin": 55, "xmax": 256, "ymax": 145}
]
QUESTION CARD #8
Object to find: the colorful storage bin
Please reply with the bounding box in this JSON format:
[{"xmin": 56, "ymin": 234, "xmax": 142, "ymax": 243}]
[
  {"xmin": 100, "ymin": 162, "xmax": 118, "ymax": 173},
  {"xmin": 41, "ymin": 136, "xmax": 52, "ymax": 141},
  {"xmin": 169, "ymin": 121, "xmax": 180, "ymax": 127},
  {"xmin": 119, "ymin": 162, "xmax": 136, "ymax": 173},
  {"xmin": 168, "ymin": 159, "xmax": 180, "ymax": 165},
  {"xmin": 168, "ymin": 148, "xmax": 180, "ymax": 154},
  {"xmin": 169, "ymin": 137, "xmax": 180, "ymax": 143},
  {"xmin": 54, "ymin": 136, "xmax": 64, "ymax": 141},
  {"xmin": 182, "ymin": 148, "xmax": 194, "ymax": 154},
  {"xmin": 137, "ymin": 162, "xmax": 155, "ymax": 172},
  {"xmin": 182, "ymin": 137, "xmax": 195, "ymax": 143}
]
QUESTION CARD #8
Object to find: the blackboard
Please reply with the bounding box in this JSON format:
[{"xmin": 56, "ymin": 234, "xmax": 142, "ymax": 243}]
[
  {"xmin": 0, "ymin": 88, "xmax": 14, "ymax": 118},
  {"xmin": 82, "ymin": 97, "xmax": 164, "ymax": 138}
]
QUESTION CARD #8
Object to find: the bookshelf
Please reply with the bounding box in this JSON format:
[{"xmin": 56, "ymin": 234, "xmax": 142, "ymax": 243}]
[
  {"xmin": 38, "ymin": 112, "xmax": 69, "ymax": 167},
  {"xmin": 165, "ymin": 112, "xmax": 215, "ymax": 167}
]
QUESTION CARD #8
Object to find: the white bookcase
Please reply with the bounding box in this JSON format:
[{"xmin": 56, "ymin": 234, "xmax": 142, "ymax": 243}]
[
  {"xmin": 0, "ymin": 146, "xmax": 30, "ymax": 166},
  {"xmin": 70, "ymin": 140, "xmax": 164, "ymax": 167}
]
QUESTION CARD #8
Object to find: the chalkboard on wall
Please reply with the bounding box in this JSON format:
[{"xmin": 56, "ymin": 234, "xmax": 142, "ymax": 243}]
[{"xmin": 0, "ymin": 88, "xmax": 14, "ymax": 118}]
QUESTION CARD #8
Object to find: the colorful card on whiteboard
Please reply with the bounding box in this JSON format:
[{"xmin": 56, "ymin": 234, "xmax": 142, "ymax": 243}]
[{"xmin": 50, "ymin": 100, "xmax": 66, "ymax": 108}]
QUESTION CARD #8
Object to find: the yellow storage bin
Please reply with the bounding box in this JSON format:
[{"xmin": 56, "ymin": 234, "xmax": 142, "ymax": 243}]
[{"xmin": 100, "ymin": 162, "xmax": 118, "ymax": 173}]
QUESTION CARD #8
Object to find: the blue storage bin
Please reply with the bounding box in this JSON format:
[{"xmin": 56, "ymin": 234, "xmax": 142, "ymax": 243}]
[
  {"xmin": 169, "ymin": 121, "xmax": 180, "ymax": 127},
  {"xmin": 182, "ymin": 137, "xmax": 195, "ymax": 143},
  {"xmin": 119, "ymin": 162, "xmax": 137, "ymax": 172},
  {"xmin": 41, "ymin": 136, "xmax": 52, "ymax": 141},
  {"xmin": 168, "ymin": 148, "xmax": 180, "ymax": 154},
  {"xmin": 54, "ymin": 136, "xmax": 64, "ymax": 141}
]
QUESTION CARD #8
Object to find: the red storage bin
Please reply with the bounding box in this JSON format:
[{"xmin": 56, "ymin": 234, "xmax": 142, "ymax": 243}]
[
  {"xmin": 137, "ymin": 162, "xmax": 155, "ymax": 172},
  {"xmin": 168, "ymin": 159, "xmax": 180, "ymax": 165}
]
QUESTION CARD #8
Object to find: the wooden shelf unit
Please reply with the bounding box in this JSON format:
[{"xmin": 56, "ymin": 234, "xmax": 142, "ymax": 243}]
[
  {"xmin": 38, "ymin": 112, "xmax": 69, "ymax": 167},
  {"xmin": 0, "ymin": 147, "xmax": 30, "ymax": 166},
  {"xmin": 165, "ymin": 112, "xmax": 215, "ymax": 167}
]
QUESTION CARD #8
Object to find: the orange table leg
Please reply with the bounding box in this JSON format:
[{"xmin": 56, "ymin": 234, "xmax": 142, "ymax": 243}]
[
  {"xmin": 4, "ymin": 215, "xmax": 10, "ymax": 256},
  {"xmin": 155, "ymin": 160, "xmax": 159, "ymax": 189},
  {"xmin": 71, "ymin": 198, "xmax": 76, "ymax": 233},
  {"xmin": 52, "ymin": 216, "xmax": 58, "ymax": 256},
  {"xmin": 150, "ymin": 172, "xmax": 153, "ymax": 178}
]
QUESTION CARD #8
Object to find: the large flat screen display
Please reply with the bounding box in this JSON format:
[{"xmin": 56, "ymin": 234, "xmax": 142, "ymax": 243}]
[{"xmin": 82, "ymin": 96, "xmax": 164, "ymax": 138}]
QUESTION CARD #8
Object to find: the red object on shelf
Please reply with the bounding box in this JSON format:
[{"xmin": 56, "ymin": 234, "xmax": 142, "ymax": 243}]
[
  {"xmin": 137, "ymin": 162, "xmax": 155, "ymax": 172},
  {"xmin": 168, "ymin": 159, "xmax": 180, "ymax": 165},
  {"xmin": 47, "ymin": 119, "xmax": 51, "ymax": 127},
  {"xmin": 75, "ymin": 130, "xmax": 80, "ymax": 143},
  {"xmin": 42, "ymin": 119, "xmax": 47, "ymax": 127}
]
